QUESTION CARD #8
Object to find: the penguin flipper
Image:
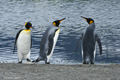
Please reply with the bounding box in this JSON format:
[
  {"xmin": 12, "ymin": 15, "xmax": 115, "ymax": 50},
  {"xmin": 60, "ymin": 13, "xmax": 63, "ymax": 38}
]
[
  {"xmin": 76, "ymin": 33, "xmax": 83, "ymax": 53},
  {"xmin": 31, "ymin": 37, "xmax": 32, "ymax": 48},
  {"xmin": 13, "ymin": 29, "xmax": 23, "ymax": 54},
  {"xmin": 96, "ymin": 35, "xmax": 102, "ymax": 55},
  {"xmin": 47, "ymin": 31, "xmax": 56, "ymax": 56}
]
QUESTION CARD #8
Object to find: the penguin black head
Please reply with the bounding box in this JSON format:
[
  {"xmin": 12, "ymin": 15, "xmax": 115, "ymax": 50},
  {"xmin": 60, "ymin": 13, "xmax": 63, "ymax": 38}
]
[
  {"xmin": 81, "ymin": 16, "xmax": 94, "ymax": 24},
  {"xmin": 25, "ymin": 22, "xmax": 34, "ymax": 29},
  {"xmin": 53, "ymin": 18, "xmax": 66, "ymax": 27}
]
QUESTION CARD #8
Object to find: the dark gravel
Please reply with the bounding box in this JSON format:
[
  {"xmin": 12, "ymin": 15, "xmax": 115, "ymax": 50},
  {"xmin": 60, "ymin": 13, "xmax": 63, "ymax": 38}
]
[{"xmin": 0, "ymin": 63, "xmax": 120, "ymax": 80}]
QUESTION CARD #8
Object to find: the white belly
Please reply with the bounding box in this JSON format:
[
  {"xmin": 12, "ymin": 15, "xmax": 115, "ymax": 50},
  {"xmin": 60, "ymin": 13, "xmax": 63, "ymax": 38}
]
[
  {"xmin": 81, "ymin": 41, "xmax": 84, "ymax": 60},
  {"xmin": 17, "ymin": 32, "xmax": 31, "ymax": 55},
  {"xmin": 94, "ymin": 43, "xmax": 96, "ymax": 61},
  {"xmin": 47, "ymin": 29, "xmax": 60, "ymax": 61}
]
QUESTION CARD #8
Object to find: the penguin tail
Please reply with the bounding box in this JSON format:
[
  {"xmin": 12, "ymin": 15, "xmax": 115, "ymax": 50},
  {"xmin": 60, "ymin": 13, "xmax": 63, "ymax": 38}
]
[
  {"xmin": 86, "ymin": 59, "xmax": 90, "ymax": 64},
  {"xmin": 86, "ymin": 56, "xmax": 90, "ymax": 64}
]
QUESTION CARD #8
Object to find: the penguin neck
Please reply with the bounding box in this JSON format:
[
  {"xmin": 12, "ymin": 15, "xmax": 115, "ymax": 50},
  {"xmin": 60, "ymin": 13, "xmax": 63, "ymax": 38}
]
[
  {"xmin": 89, "ymin": 22, "xmax": 95, "ymax": 29},
  {"xmin": 24, "ymin": 29, "xmax": 31, "ymax": 31},
  {"xmin": 22, "ymin": 29, "xmax": 31, "ymax": 34},
  {"xmin": 25, "ymin": 29, "xmax": 30, "ymax": 31}
]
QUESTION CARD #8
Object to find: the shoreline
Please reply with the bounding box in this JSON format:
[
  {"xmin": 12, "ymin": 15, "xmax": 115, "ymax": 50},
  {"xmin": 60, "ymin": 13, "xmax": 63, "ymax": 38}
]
[{"xmin": 0, "ymin": 63, "xmax": 120, "ymax": 80}]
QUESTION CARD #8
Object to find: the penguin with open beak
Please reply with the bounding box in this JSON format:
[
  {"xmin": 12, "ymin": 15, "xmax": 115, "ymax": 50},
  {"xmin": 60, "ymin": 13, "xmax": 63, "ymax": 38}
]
[
  {"xmin": 13, "ymin": 22, "xmax": 34, "ymax": 63},
  {"xmin": 76, "ymin": 17, "xmax": 102, "ymax": 64},
  {"xmin": 34, "ymin": 18, "xmax": 65, "ymax": 64}
]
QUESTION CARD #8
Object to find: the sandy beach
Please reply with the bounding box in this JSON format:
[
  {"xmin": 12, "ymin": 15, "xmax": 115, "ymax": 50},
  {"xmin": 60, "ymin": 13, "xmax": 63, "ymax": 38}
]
[{"xmin": 0, "ymin": 63, "xmax": 120, "ymax": 80}]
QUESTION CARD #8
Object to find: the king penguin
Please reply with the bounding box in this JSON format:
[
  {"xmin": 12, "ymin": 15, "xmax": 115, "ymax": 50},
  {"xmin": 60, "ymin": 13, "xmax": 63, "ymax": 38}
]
[
  {"xmin": 76, "ymin": 17, "xmax": 102, "ymax": 64},
  {"xmin": 13, "ymin": 22, "xmax": 34, "ymax": 63},
  {"xmin": 34, "ymin": 18, "xmax": 65, "ymax": 64}
]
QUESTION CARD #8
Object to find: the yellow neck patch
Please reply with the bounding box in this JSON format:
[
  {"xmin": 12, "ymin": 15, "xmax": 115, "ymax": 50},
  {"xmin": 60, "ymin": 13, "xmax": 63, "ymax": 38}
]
[
  {"xmin": 22, "ymin": 29, "xmax": 31, "ymax": 34},
  {"xmin": 89, "ymin": 21, "xmax": 93, "ymax": 24},
  {"xmin": 24, "ymin": 29, "xmax": 31, "ymax": 31}
]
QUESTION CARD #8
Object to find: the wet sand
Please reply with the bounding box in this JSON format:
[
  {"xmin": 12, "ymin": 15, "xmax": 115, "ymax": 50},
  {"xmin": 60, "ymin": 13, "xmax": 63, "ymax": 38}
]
[{"xmin": 0, "ymin": 63, "xmax": 120, "ymax": 80}]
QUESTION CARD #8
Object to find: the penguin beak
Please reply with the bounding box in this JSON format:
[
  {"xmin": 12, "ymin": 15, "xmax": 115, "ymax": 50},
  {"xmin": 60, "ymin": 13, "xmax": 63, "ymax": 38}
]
[
  {"xmin": 59, "ymin": 18, "xmax": 66, "ymax": 23},
  {"xmin": 30, "ymin": 26, "xmax": 34, "ymax": 29},
  {"xmin": 81, "ymin": 16, "xmax": 87, "ymax": 21}
]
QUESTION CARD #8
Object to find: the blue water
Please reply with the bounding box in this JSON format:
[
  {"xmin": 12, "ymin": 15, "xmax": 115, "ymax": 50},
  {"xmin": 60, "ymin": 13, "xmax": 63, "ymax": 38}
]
[{"xmin": 0, "ymin": 0, "xmax": 120, "ymax": 64}]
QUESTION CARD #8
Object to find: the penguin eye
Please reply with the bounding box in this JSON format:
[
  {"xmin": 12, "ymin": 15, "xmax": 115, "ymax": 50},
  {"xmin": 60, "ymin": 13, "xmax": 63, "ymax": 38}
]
[
  {"xmin": 53, "ymin": 22, "xmax": 56, "ymax": 26},
  {"xmin": 89, "ymin": 21, "xmax": 93, "ymax": 24}
]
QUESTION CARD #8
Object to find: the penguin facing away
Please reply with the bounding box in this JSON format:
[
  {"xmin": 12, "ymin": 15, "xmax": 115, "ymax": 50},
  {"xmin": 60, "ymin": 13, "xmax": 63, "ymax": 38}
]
[
  {"xmin": 76, "ymin": 17, "xmax": 102, "ymax": 64},
  {"xmin": 34, "ymin": 18, "xmax": 65, "ymax": 64},
  {"xmin": 13, "ymin": 22, "xmax": 34, "ymax": 63}
]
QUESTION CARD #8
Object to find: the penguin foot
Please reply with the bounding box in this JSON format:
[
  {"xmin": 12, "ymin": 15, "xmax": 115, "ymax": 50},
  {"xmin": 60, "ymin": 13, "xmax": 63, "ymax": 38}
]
[
  {"xmin": 32, "ymin": 59, "xmax": 40, "ymax": 63},
  {"xmin": 83, "ymin": 62, "xmax": 86, "ymax": 64},
  {"xmin": 32, "ymin": 57, "xmax": 41, "ymax": 63},
  {"xmin": 45, "ymin": 62, "xmax": 50, "ymax": 64},
  {"xmin": 18, "ymin": 61, "xmax": 22, "ymax": 63},
  {"xmin": 32, "ymin": 60, "xmax": 40, "ymax": 63},
  {"xmin": 83, "ymin": 62, "xmax": 90, "ymax": 64},
  {"xmin": 26, "ymin": 58, "xmax": 31, "ymax": 62},
  {"xmin": 32, "ymin": 60, "xmax": 35, "ymax": 62},
  {"xmin": 86, "ymin": 62, "xmax": 89, "ymax": 64},
  {"xmin": 91, "ymin": 62, "xmax": 94, "ymax": 64},
  {"xmin": 32, "ymin": 60, "xmax": 38, "ymax": 63}
]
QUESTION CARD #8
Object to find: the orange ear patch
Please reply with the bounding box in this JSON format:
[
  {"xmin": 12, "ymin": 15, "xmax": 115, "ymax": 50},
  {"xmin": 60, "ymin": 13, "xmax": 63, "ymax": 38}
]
[
  {"xmin": 53, "ymin": 22, "xmax": 56, "ymax": 26},
  {"xmin": 89, "ymin": 21, "xmax": 93, "ymax": 24},
  {"xmin": 25, "ymin": 22, "xmax": 27, "ymax": 26}
]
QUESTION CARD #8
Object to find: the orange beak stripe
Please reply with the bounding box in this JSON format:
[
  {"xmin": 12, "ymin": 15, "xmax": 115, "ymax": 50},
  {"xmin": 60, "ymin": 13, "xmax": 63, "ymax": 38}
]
[{"xmin": 59, "ymin": 18, "xmax": 66, "ymax": 23}]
